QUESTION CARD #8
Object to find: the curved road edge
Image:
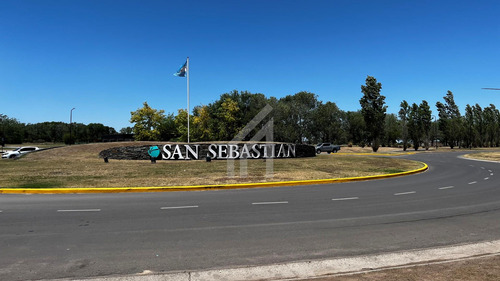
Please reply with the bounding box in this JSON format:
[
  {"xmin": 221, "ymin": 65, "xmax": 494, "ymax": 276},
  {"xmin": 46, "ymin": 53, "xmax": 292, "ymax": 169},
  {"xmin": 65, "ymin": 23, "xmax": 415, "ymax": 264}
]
[
  {"xmin": 0, "ymin": 162, "xmax": 428, "ymax": 194},
  {"xmin": 68, "ymin": 239, "xmax": 500, "ymax": 281}
]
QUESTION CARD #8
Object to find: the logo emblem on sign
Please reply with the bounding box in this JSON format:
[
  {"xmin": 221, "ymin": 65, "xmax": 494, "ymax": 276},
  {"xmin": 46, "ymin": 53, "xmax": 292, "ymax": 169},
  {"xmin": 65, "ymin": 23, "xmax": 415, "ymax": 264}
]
[{"xmin": 148, "ymin": 146, "xmax": 161, "ymax": 158}]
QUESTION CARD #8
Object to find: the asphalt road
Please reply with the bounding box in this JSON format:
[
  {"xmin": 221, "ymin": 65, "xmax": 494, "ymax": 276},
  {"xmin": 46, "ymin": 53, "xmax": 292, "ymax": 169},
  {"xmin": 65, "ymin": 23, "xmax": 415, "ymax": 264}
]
[{"xmin": 1, "ymin": 151, "xmax": 499, "ymax": 280}]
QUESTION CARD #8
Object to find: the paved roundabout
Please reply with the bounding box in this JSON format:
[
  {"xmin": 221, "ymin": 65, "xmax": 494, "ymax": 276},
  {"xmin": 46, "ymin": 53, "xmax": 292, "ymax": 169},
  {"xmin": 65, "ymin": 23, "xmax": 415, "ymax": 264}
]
[{"xmin": 0, "ymin": 151, "xmax": 499, "ymax": 280}]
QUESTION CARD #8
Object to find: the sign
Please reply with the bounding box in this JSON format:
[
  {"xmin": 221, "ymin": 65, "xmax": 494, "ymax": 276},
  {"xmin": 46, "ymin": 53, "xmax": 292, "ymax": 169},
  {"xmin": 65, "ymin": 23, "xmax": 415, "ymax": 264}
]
[
  {"xmin": 151, "ymin": 143, "xmax": 296, "ymax": 160},
  {"xmin": 99, "ymin": 143, "xmax": 315, "ymax": 161}
]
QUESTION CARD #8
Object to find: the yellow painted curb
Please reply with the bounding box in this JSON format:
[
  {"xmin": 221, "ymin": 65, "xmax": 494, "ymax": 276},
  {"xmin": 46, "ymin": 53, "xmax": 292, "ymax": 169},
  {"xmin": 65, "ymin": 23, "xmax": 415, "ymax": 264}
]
[
  {"xmin": 335, "ymin": 152, "xmax": 416, "ymax": 156},
  {"xmin": 0, "ymin": 162, "xmax": 428, "ymax": 194}
]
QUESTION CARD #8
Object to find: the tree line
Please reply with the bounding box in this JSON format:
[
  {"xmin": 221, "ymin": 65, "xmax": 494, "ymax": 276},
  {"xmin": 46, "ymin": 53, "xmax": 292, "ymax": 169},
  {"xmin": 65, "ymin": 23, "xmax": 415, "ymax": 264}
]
[
  {"xmin": 2, "ymin": 76, "xmax": 498, "ymax": 150},
  {"xmin": 130, "ymin": 76, "xmax": 500, "ymax": 151},
  {"xmin": 0, "ymin": 116, "xmax": 117, "ymax": 144}
]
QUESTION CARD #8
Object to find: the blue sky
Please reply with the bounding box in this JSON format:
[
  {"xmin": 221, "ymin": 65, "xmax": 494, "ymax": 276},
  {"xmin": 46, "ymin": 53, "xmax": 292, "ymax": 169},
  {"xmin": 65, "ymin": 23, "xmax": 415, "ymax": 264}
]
[{"xmin": 1, "ymin": 0, "xmax": 499, "ymax": 131}]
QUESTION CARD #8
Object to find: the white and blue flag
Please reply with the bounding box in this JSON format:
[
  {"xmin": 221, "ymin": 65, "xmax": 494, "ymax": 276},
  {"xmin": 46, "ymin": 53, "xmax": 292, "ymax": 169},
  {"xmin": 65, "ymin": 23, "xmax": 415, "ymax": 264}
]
[{"xmin": 174, "ymin": 60, "xmax": 187, "ymax": 77}]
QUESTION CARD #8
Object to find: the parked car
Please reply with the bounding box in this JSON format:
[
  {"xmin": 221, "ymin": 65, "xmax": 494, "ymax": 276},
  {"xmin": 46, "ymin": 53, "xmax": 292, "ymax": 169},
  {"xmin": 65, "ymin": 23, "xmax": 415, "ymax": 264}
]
[
  {"xmin": 315, "ymin": 143, "xmax": 341, "ymax": 154},
  {"xmin": 1, "ymin": 146, "xmax": 40, "ymax": 159}
]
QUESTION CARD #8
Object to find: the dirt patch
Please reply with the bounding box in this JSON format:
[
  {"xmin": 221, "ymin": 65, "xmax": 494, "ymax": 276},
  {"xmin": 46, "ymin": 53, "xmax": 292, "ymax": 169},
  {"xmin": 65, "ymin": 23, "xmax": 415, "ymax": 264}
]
[{"xmin": 310, "ymin": 255, "xmax": 500, "ymax": 281}]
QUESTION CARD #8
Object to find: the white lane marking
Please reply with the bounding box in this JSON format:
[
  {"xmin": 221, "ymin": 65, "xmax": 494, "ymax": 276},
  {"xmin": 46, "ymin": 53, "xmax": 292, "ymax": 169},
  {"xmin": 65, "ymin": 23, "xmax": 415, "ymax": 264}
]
[
  {"xmin": 57, "ymin": 209, "xmax": 101, "ymax": 212},
  {"xmin": 252, "ymin": 201, "xmax": 288, "ymax": 205},
  {"xmin": 488, "ymin": 170, "xmax": 492, "ymax": 172},
  {"xmin": 394, "ymin": 191, "xmax": 416, "ymax": 196},
  {"xmin": 468, "ymin": 181, "xmax": 477, "ymax": 185},
  {"xmin": 439, "ymin": 186, "xmax": 454, "ymax": 190},
  {"xmin": 485, "ymin": 177, "xmax": 489, "ymax": 180},
  {"xmin": 481, "ymin": 167, "xmax": 485, "ymax": 170},
  {"xmin": 160, "ymin": 205, "xmax": 199, "ymax": 210},
  {"xmin": 332, "ymin": 197, "xmax": 359, "ymax": 201},
  {"xmin": 491, "ymin": 173, "xmax": 494, "ymax": 176}
]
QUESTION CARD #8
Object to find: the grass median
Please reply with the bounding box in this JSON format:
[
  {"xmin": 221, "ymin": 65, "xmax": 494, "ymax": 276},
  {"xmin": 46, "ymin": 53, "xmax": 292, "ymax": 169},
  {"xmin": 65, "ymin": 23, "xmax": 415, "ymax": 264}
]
[
  {"xmin": 463, "ymin": 151, "xmax": 500, "ymax": 162},
  {"xmin": 0, "ymin": 142, "xmax": 424, "ymax": 189}
]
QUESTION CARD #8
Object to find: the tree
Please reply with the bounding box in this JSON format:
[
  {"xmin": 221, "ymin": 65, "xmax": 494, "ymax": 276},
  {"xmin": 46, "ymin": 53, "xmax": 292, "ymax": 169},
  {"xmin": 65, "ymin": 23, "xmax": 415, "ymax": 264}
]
[
  {"xmin": 192, "ymin": 106, "xmax": 212, "ymax": 141},
  {"xmin": 311, "ymin": 101, "xmax": 342, "ymax": 144},
  {"xmin": 399, "ymin": 101, "xmax": 410, "ymax": 151},
  {"xmin": 120, "ymin": 127, "xmax": 133, "ymax": 134},
  {"xmin": 419, "ymin": 101, "xmax": 432, "ymax": 150},
  {"xmin": 408, "ymin": 103, "xmax": 422, "ymax": 150},
  {"xmin": 483, "ymin": 104, "xmax": 499, "ymax": 147},
  {"xmin": 464, "ymin": 104, "xmax": 475, "ymax": 148},
  {"xmin": 158, "ymin": 113, "xmax": 178, "ymax": 141},
  {"xmin": 275, "ymin": 92, "xmax": 319, "ymax": 143},
  {"xmin": 472, "ymin": 104, "xmax": 485, "ymax": 147},
  {"xmin": 343, "ymin": 111, "xmax": 367, "ymax": 147},
  {"xmin": 130, "ymin": 102, "xmax": 165, "ymax": 141},
  {"xmin": 384, "ymin": 114, "xmax": 400, "ymax": 147},
  {"xmin": 173, "ymin": 109, "xmax": 191, "ymax": 142},
  {"xmin": 0, "ymin": 114, "xmax": 24, "ymax": 144},
  {"xmin": 436, "ymin": 91, "xmax": 462, "ymax": 149},
  {"xmin": 359, "ymin": 76, "xmax": 387, "ymax": 152}
]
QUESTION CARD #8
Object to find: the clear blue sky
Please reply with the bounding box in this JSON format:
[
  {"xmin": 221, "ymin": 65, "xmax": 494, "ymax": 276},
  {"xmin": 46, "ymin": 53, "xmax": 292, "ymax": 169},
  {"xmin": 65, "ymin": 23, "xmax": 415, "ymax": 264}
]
[{"xmin": 1, "ymin": 0, "xmax": 499, "ymax": 131}]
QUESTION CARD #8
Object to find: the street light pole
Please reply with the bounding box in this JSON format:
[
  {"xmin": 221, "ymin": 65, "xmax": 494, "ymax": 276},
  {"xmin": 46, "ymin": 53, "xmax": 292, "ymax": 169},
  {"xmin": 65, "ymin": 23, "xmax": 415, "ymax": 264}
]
[{"xmin": 70, "ymin": 108, "xmax": 75, "ymax": 145}]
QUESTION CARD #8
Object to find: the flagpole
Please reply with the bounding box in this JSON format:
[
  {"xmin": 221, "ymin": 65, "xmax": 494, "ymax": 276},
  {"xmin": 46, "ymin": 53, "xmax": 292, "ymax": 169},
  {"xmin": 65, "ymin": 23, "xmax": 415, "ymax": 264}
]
[{"xmin": 187, "ymin": 57, "xmax": 190, "ymax": 143}]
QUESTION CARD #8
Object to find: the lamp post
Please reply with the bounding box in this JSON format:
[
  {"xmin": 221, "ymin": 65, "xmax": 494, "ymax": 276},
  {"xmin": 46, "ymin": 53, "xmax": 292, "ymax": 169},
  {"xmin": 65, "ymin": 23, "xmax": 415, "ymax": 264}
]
[{"xmin": 70, "ymin": 108, "xmax": 75, "ymax": 145}]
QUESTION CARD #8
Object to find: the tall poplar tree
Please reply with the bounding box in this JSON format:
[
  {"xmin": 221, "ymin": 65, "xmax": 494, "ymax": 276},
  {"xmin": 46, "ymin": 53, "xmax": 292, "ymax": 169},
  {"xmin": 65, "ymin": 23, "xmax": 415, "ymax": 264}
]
[{"xmin": 359, "ymin": 76, "xmax": 387, "ymax": 152}]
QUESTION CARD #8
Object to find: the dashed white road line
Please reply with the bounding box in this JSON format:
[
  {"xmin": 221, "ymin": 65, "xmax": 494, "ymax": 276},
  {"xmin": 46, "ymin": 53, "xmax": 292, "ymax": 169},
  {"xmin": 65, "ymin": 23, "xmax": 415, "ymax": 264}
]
[
  {"xmin": 439, "ymin": 186, "xmax": 454, "ymax": 190},
  {"xmin": 332, "ymin": 197, "xmax": 359, "ymax": 201},
  {"xmin": 489, "ymin": 170, "xmax": 493, "ymax": 173},
  {"xmin": 57, "ymin": 209, "xmax": 101, "ymax": 212},
  {"xmin": 394, "ymin": 191, "xmax": 416, "ymax": 196},
  {"xmin": 491, "ymin": 173, "xmax": 494, "ymax": 176},
  {"xmin": 484, "ymin": 177, "xmax": 489, "ymax": 180},
  {"xmin": 160, "ymin": 206, "xmax": 199, "ymax": 210},
  {"xmin": 468, "ymin": 181, "xmax": 477, "ymax": 185},
  {"xmin": 481, "ymin": 167, "xmax": 485, "ymax": 169},
  {"xmin": 252, "ymin": 201, "xmax": 289, "ymax": 205}
]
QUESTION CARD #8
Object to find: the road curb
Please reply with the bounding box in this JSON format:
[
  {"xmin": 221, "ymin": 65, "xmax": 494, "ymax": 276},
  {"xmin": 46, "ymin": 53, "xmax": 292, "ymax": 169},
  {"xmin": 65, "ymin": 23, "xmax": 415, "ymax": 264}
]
[
  {"xmin": 67, "ymin": 239, "xmax": 500, "ymax": 281},
  {"xmin": 0, "ymin": 162, "xmax": 428, "ymax": 194}
]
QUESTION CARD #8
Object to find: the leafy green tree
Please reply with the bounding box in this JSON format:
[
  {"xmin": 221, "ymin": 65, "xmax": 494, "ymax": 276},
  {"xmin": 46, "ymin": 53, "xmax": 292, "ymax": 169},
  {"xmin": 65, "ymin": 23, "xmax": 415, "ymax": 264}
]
[
  {"xmin": 0, "ymin": 114, "xmax": 24, "ymax": 144},
  {"xmin": 120, "ymin": 127, "xmax": 133, "ymax": 134},
  {"xmin": 419, "ymin": 100, "xmax": 432, "ymax": 150},
  {"xmin": 483, "ymin": 104, "xmax": 499, "ymax": 147},
  {"xmin": 359, "ymin": 76, "xmax": 387, "ymax": 152},
  {"xmin": 472, "ymin": 104, "xmax": 485, "ymax": 147},
  {"xmin": 192, "ymin": 105, "xmax": 212, "ymax": 141},
  {"xmin": 87, "ymin": 123, "xmax": 116, "ymax": 142},
  {"xmin": 130, "ymin": 102, "xmax": 165, "ymax": 141},
  {"xmin": 158, "ymin": 113, "xmax": 178, "ymax": 141},
  {"xmin": 173, "ymin": 109, "xmax": 191, "ymax": 142},
  {"xmin": 464, "ymin": 104, "xmax": 475, "ymax": 148},
  {"xmin": 343, "ymin": 111, "xmax": 367, "ymax": 147},
  {"xmin": 399, "ymin": 100, "xmax": 410, "ymax": 151},
  {"xmin": 408, "ymin": 103, "xmax": 422, "ymax": 150},
  {"xmin": 384, "ymin": 114, "xmax": 400, "ymax": 147},
  {"xmin": 275, "ymin": 92, "xmax": 319, "ymax": 143},
  {"xmin": 436, "ymin": 91, "xmax": 462, "ymax": 149},
  {"xmin": 311, "ymin": 101, "xmax": 342, "ymax": 143}
]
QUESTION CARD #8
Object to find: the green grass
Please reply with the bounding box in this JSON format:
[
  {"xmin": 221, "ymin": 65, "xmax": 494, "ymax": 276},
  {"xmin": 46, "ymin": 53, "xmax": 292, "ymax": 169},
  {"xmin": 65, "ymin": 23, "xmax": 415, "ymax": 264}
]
[{"xmin": 0, "ymin": 142, "xmax": 425, "ymax": 189}]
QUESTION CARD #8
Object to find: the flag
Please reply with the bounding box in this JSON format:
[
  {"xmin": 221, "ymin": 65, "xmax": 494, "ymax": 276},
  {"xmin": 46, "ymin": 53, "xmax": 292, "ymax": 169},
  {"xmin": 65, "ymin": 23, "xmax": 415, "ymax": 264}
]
[{"xmin": 174, "ymin": 61, "xmax": 187, "ymax": 77}]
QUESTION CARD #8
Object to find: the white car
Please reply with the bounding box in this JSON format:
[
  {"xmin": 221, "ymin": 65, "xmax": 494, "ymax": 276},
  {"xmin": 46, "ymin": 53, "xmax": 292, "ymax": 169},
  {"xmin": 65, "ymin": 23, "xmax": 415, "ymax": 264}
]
[{"xmin": 2, "ymin": 146, "xmax": 40, "ymax": 159}]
